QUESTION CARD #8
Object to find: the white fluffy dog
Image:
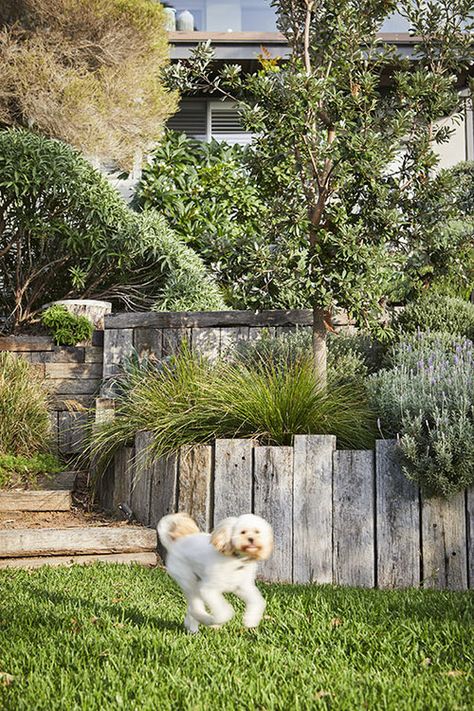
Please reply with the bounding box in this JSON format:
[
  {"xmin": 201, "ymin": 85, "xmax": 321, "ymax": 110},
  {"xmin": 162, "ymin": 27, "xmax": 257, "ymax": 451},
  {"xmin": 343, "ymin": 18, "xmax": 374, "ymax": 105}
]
[{"xmin": 157, "ymin": 512, "xmax": 273, "ymax": 633}]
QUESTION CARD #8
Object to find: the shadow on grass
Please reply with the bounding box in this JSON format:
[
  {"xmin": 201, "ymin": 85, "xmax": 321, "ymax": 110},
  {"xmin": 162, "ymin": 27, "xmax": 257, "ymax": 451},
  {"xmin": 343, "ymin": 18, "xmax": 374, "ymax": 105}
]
[
  {"xmin": 260, "ymin": 581, "xmax": 474, "ymax": 626},
  {"xmin": 3, "ymin": 582, "xmax": 185, "ymax": 637}
]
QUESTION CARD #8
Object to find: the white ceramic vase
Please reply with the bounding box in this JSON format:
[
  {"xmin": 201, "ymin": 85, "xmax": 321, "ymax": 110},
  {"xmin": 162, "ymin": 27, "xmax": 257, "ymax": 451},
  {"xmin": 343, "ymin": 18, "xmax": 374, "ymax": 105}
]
[
  {"xmin": 163, "ymin": 7, "xmax": 177, "ymax": 31},
  {"xmin": 176, "ymin": 10, "xmax": 194, "ymax": 31}
]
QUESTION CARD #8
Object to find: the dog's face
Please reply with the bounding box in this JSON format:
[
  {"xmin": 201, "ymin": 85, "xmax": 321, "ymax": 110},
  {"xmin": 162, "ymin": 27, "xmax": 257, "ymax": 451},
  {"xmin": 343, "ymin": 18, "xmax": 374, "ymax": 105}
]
[{"xmin": 211, "ymin": 514, "xmax": 273, "ymax": 561}]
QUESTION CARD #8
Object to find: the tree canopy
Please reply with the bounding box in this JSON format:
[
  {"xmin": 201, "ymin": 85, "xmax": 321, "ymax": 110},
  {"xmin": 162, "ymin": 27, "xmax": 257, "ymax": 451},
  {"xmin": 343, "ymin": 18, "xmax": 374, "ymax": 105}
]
[{"xmin": 166, "ymin": 0, "xmax": 474, "ymax": 382}]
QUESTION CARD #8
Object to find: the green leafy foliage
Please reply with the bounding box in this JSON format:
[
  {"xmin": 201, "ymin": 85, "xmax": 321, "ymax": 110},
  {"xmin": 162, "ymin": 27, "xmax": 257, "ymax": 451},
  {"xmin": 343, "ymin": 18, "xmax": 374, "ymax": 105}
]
[
  {"xmin": 395, "ymin": 294, "xmax": 474, "ymax": 340},
  {"xmin": 90, "ymin": 345, "xmax": 376, "ymax": 473},
  {"xmin": 450, "ymin": 161, "xmax": 474, "ymax": 216},
  {"xmin": 368, "ymin": 331, "xmax": 474, "ymax": 496},
  {"xmin": 0, "ymin": 352, "xmax": 52, "ymax": 457},
  {"xmin": 0, "ymin": 129, "xmax": 224, "ymax": 329},
  {"xmin": 165, "ymin": 0, "xmax": 473, "ymax": 380},
  {"xmin": 388, "ymin": 162, "xmax": 474, "ymax": 301},
  {"xmin": 0, "ymin": 452, "xmax": 62, "ymax": 489},
  {"xmin": 135, "ymin": 131, "xmax": 275, "ymax": 309},
  {"xmin": 41, "ymin": 305, "xmax": 93, "ymax": 346}
]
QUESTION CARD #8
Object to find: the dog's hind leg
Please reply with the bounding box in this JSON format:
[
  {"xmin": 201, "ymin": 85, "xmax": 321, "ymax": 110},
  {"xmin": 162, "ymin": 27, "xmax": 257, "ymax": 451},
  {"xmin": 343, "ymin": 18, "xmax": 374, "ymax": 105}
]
[
  {"xmin": 184, "ymin": 606, "xmax": 200, "ymax": 634},
  {"xmin": 199, "ymin": 586, "xmax": 234, "ymax": 626},
  {"xmin": 186, "ymin": 595, "xmax": 216, "ymax": 627}
]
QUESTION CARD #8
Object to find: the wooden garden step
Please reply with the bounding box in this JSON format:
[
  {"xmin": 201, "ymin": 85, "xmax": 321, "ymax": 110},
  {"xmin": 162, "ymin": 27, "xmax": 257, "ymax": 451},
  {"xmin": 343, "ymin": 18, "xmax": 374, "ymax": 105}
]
[
  {"xmin": 37, "ymin": 471, "xmax": 78, "ymax": 490},
  {"xmin": 0, "ymin": 526, "xmax": 157, "ymax": 558},
  {"xmin": 0, "ymin": 551, "xmax": 157, "ymax": 569},
  {"xmin": 0, "ymin": 490, "xmax": 72, "ymax": 512}
]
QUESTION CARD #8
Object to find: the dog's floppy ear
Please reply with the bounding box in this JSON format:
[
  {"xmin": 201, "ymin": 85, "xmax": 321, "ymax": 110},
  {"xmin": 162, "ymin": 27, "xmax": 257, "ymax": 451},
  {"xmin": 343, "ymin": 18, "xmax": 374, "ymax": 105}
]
[{"xmin": 210, "ymin": 517, "xmax": 237, "ymax": 555}]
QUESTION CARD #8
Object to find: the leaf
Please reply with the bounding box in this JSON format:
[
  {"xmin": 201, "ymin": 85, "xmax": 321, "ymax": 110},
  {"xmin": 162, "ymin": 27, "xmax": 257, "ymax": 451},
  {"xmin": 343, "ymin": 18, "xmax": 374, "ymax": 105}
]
[
  {"xmin": 0, "ymin": 672, "xmax": 15, "ymax": 686},
  {"xmin": 315, "ymin": 690, "xmax": 331, "ymax": 699}
]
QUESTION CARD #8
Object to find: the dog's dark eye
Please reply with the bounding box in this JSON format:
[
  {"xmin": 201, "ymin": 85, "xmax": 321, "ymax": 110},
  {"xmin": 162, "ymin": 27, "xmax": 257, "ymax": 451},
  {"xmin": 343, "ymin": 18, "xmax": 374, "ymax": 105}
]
[
  {"xmin": 255, "ymin": 530, "xmax": 260, "ymax": 534},
  {"xmin": 241, "ymin": 530, "xmax": 246, "ymax": 535}
]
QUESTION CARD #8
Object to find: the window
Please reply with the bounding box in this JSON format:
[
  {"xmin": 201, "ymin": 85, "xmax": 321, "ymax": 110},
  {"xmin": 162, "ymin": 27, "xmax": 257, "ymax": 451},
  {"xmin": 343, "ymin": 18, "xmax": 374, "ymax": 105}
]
[
  {"xmin": 168, "ymin": 100, "xmax": 252, "ymax": 145},
  {"xmin": 164, "ymin": 0, "xmax": 278, "ymax": 32},
  {"xmin": 167, "ymin": 100, "xmax": 207, "ymax": 140}
]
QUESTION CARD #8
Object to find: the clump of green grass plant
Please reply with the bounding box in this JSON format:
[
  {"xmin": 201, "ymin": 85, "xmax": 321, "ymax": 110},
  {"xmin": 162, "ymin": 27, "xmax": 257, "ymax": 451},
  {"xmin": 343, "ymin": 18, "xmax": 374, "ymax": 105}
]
[
  {"xmin": 232, "ymin": 327, "xmax": 385, "ymax": 388},
  {"xmin": 90, "ymin": 345, "xmax": 376, "ymax": 473},
  {"xmin": 0, "ymin": 352, "xmax": 52, "ymax": 458}
]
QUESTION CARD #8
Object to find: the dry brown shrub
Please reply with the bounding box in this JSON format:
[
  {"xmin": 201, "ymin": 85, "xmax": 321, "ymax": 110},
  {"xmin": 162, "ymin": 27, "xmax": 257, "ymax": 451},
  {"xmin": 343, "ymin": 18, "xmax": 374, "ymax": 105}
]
[{"xmin": 0, "ymin": 0, "xmax": 178, "ymax": 166}]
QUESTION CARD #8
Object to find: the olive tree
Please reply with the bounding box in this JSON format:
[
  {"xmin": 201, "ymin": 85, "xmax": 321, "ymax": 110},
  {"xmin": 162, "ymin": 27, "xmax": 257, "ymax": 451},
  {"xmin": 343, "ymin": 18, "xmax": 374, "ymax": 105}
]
[{"xmin": 166, "ymin": 0, "xmax": 474, "ymax": 385}]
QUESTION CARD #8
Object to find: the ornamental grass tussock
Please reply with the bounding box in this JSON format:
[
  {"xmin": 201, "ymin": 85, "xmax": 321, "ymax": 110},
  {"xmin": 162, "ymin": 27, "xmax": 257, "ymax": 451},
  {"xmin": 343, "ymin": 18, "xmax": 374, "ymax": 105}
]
[
  {"xmin": 0, "ymin": 352, "xmax": 61, "ymax": 487},
  {"xmin": 368, "ymin": 330, "xmax": 474, "ymax": 497},
  {"xmin": 89, "ymin": 344, "xmax": 376, "ymax": 479}
]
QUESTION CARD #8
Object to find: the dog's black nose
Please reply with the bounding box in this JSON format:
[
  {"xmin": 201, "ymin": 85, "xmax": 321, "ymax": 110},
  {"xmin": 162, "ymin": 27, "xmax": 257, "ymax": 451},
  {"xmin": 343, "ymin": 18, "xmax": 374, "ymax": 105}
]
[{"xmin": 248, "ymin": 537, "xmax": 254, "ymax": 543}]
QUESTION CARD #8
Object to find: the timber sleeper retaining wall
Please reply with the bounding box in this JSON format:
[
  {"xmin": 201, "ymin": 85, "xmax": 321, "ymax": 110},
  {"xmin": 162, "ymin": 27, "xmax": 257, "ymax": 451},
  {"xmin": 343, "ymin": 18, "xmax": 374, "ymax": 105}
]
[
  {"xmin": 102, "ymin": 308, "xmax": 355, "ymax": 380},
  {"xmin": 98, "ymin": 434, "xmax": 474, "ymax": 591}
]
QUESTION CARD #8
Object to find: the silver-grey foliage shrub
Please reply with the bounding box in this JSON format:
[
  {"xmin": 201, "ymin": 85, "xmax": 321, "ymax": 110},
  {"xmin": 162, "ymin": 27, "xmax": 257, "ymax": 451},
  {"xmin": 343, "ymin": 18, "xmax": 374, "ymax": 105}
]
[{"xmin": 368, "ymin": 331, "xmax": 474, "ymax": 497}]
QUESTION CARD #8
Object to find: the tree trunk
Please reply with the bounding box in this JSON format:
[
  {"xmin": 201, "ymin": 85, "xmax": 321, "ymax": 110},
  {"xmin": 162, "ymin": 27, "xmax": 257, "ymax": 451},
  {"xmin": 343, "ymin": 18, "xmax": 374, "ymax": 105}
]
[{"xmin": 312, "ymin": 306, "xmax": 329, "ymax": 389}]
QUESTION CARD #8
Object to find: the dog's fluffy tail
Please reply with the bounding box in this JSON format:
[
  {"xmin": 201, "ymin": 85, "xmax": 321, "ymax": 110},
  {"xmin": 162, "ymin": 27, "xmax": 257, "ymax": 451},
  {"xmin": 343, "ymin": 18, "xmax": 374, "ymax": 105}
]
[{"xmin": 157, "ymin": 512, "xmax": 200, "ymax": 551}]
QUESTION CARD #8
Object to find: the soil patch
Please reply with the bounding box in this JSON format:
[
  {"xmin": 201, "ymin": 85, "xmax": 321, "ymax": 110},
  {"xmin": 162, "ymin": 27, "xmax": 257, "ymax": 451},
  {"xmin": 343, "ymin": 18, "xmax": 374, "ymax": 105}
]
[{"xmin": 0, "ymin": 508, "xmax": 133, "ymax": 529}]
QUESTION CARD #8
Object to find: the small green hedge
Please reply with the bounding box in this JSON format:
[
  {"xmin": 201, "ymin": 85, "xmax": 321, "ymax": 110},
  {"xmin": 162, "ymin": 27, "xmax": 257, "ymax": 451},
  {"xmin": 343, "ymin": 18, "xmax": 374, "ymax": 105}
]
[{"xmin": 395, "ymin": 293, "xmax": 474, "ymax": 340}]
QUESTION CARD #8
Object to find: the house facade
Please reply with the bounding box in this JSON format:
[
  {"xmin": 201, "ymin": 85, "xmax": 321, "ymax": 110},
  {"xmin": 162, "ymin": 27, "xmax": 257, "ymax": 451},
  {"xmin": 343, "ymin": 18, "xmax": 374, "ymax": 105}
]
[{"xmin": 164, "ymin": 1, "xmax": 474, "ymax": 168}]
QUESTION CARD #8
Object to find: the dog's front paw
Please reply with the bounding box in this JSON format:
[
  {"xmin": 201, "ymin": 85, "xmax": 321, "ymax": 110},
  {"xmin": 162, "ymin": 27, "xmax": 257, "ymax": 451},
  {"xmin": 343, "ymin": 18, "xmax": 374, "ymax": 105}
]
[
  {"xmin": 184, "ymin": 614, "xmax": 199, "ymax": 634},
  {"xmin": 243, "ymin": 615, "xmax": 262, "ymax": 629}
]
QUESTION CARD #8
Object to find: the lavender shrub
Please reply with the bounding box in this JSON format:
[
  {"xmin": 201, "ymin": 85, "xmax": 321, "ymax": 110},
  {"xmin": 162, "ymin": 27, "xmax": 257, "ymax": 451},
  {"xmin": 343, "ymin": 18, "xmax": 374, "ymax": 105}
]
[{"xmin": 368, "ymin": 331, "xmax": 474, "ymax": 496}]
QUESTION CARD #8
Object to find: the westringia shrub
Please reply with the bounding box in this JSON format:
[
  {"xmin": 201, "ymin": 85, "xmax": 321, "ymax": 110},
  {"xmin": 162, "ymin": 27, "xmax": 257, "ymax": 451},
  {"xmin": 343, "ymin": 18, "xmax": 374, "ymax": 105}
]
[
  {"xmin": 368, "ymin": 332, "xmax": 474, "ymax": 497},
  {"xmin": 395, "ymin": 294, "xmax": 474, "ymax": 341},
  {"xmin": 90, "ymin": 346, "xmax": 376, "ymax": 472},
  {"xmin": 0, "ymin": 353, "xmax": 52, "ymax": 458},
  {"xmin": 41, "ymin": 305, "xmax": 93, "ymax": 346}
]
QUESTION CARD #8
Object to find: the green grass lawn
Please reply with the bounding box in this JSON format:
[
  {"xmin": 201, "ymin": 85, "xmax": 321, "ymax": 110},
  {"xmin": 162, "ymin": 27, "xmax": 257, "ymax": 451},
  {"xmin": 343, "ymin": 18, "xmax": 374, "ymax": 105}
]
[{"xmin": 0, "ymin": 565, "xmax": 472, "ymax": 711}]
